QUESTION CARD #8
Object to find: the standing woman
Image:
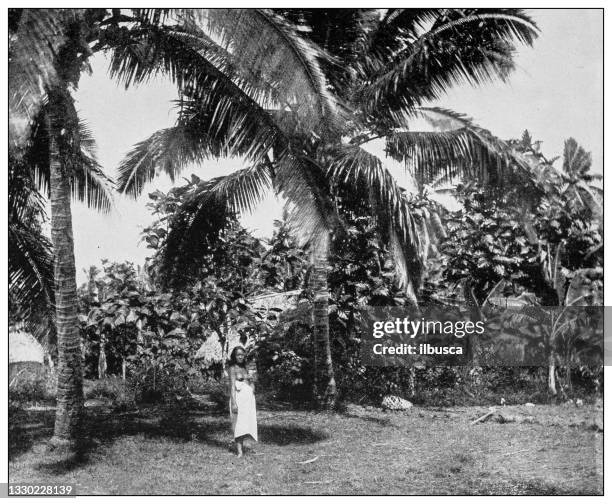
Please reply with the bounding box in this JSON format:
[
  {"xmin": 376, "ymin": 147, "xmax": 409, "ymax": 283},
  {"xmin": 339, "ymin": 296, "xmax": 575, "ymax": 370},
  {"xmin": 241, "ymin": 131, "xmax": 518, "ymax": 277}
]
[{"xmin": 228, "ymin": 346, "xmax": 258, "ymax": 456}]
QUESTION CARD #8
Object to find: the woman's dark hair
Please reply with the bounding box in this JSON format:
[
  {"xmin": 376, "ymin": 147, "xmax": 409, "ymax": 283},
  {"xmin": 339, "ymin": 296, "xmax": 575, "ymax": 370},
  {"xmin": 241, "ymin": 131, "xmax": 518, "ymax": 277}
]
[{"xmin": 228, "ymin": 346, "xmax": 247, "ymax": 368}]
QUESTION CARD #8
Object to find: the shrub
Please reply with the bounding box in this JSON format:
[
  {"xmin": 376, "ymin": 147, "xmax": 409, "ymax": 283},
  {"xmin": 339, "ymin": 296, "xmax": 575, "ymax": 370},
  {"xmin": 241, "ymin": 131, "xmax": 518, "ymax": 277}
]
[
  {"xmin": 84, "ymin": 376, "xmax": 135, "ymax": 408},
  {"xmin": 128, "ymin": 363, "xmax": 193, "ymax": 404},
  {"xmin": 9, "ymin": 364, "xmax": 56, "ymax": 403},
  {"xmin": 255, "ymin": 324, "xmax": 314, "ymax": 403},
  {"xmin": 263, "ymin": 350, "xmax": 311, "ymax": 400}
]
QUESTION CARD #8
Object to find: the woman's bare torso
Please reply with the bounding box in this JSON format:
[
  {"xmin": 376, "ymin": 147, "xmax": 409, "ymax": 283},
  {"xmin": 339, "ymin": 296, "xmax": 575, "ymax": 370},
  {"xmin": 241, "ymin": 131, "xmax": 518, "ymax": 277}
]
[{"xmin": 231, "ymin": 365, "xmax": 252, "ymax": 384}]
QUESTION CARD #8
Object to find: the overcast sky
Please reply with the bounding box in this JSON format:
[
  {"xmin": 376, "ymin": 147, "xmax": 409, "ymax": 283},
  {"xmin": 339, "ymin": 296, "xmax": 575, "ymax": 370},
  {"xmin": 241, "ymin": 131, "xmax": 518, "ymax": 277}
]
[{"xmin": 71, "ymin": 9, "xmax": 603, "ymax": 284}]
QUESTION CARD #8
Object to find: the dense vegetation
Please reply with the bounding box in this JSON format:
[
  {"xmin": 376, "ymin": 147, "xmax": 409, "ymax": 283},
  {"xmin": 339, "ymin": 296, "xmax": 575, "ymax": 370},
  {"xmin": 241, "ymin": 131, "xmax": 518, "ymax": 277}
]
[
  {"xmin": 12, "ymin": 131, "xmax": 601, "ymax": 411},
  {"xmin": 8, "ymin": 10, "xmax": 602, "ymax": 454}
]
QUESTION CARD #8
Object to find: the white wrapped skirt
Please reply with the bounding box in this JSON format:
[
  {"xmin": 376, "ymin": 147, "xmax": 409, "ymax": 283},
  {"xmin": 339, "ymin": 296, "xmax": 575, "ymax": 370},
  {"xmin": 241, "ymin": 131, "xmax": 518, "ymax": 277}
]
[{"xmin": 230, "ymin": 380, "xmax": 258, "ymax": 441}]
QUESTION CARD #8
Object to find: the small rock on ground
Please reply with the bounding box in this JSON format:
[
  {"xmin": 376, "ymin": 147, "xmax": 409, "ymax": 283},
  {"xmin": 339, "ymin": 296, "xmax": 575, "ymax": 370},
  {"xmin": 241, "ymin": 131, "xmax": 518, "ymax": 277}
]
[{"xmin": 381, "ymin": 395, "xmax": 413, "ymax": 411}]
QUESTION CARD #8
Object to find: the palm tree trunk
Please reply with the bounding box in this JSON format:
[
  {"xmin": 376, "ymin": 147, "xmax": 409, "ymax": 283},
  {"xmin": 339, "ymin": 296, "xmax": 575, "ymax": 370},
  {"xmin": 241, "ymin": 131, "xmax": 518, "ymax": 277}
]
[
  {"xmin": 548, "ymin": 355, "xmax": 557, "ymax": 396},
  {"xmin": 92, "ymin": 275, "xmax": 106, "ymax": 379},
  {"xmin": 48, "ymin": 116, "xmax": 84, "ymax": 446},
  {"xmin": 98, "ymin": 338, "xmax": 107, "ymax": 379},
  {"xmin": 311, "ymin": 233, "xmax": 336, "ymax": 409},
  {"xmin": 404, "ymin": 275, "xmax": 419, "ymax": 397},
  {"xmin": 463, "ymin": 279, "xmax": 482, "ymax": 367},
  {"xmin": 47, "ymin": 86, "xmax": 84, "ymax": 446}
]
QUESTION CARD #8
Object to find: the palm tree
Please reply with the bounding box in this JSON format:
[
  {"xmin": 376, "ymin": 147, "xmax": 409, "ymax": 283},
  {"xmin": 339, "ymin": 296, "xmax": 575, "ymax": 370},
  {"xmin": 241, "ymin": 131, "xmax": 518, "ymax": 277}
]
[
  {"xmin": 9, "ymin": 115, "xmax": 113, "ymax": 362},
  {"xmin": 114, "ymin": 8, "xmax": 538, "ymax": 408},
  {"xmin": 9, "ymin": 6, "xmax": 339, "ymax": 440},
  {"xmin": 558, "ymin": 138, "xmax": 602, "ymax": 221},
  {"xmin": 111, "ymin": 8, "xmax": 348, "ymax": 406},
  {"xmin": 9, "ymin": 8, "xmax": 122, "ymax": 447}
]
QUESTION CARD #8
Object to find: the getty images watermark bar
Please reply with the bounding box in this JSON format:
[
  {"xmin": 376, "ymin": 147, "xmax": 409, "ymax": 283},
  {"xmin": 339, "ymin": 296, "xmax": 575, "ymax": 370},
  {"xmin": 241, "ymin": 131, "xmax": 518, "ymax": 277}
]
[{"xmin": 359, "ymin": 305, "xmax": 605, "ymax": 367}]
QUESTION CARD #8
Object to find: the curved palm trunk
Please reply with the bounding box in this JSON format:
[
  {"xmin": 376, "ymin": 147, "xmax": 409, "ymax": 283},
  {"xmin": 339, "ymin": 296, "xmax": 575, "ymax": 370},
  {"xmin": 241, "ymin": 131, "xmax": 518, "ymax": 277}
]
[
  {"xmin": 311, "ymin": 233, "xmax": 337, "ymax": 409},
  {"xmin": 48, "ymin": 90, "xmax": 84, "ymax": 447}
]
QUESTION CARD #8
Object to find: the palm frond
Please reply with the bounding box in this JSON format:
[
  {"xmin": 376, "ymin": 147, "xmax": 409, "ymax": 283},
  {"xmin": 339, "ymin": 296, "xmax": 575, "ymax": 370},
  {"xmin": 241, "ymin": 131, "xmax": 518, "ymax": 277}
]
[
  {"xmin": 9, "ymin": 150, "xmax": 48, "ymax": 226},
  {"xmin": 8, "ymin": 9, "xmax": 79, "ymax": 148},
  {"xmin": 274, "ymin": 152, "xmax": 339, "ymax": 248},
  {"xmin": 9, "ymin": 222, "xmax": 54, "ymax": 319},
  {"xmin": 355, "ymin": 9, "xmax": 538, "ymax": 123},
  {"xmin": 350, "ymin": 9, "xmax": 440, "ymax": 79},
  {"xmin": 154, "ymin": 164, "xmax": 272, "ymax": 284},
  {"xmin": 109, "ymin": 21, "xmax": 276, "ymax": 109},
  {"xmin": 111, "ymin": 17, "xmax": 297, "ymax": 198},
  {"xmin": 71, "ymin": 121, "xmax": 115, "ymax": 212},
  {"xmin": 210, "ymin": 164, "xmax": 273, "ymax": 215},
  {"xmin": 110, "ymin": 9, "xmax": 342, "ymax": 135},
  {"xmin": 386, "ymin": 107, "xmax": 528, "ymax": 185},
  {"xmin": 543, "ymin": 138, "xmax": 602, "ymax": 213},
  {"xmin": 577, "ymin": 182, "xmax": 603, "ymax": 211},
  {"xmin": 155, "ymin": 147, "xmax": 338, "ymax": 284},
  {"xmin": 118, "ymin": 125, "xmax": 223, "ymax": 198},
  {"xmin": 117, "ymin": 94, "xmax": 334, "ymax": 245},
  {"xmin": 8, "ymin": 160, "xmax": 55, "ymax": 336},
  {"xmin": 562, "ymin": 137, "xmax": 592, "ymax": 177},
  {"xmin": 327, "ymin": 143, "xmax": 423, "ymax": 289},
  {"xmin": 191, "ymin": 9, "xmax": 342, "ymax": 132},
  {"xmin": 117, "ymin": 95, "xmax": 281, "ymax": 197},
  {"xmin": 20, "ymin": 111, "xmax": 115, "ymax": 212}
]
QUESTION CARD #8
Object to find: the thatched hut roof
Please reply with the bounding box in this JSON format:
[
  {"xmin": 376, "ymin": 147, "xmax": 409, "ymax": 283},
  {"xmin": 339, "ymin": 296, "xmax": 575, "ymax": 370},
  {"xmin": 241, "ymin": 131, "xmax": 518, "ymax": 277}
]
[
  {"xmin": 194, "ymin": 290, "xmax": 304, "ymax": 364},
  {"xmin": 9, "ymin": 330, "xmax": 44, "ymax": 364},
  {"xmin": 249, "ymin": 289, "xmax": 302, "ymax": 311}
]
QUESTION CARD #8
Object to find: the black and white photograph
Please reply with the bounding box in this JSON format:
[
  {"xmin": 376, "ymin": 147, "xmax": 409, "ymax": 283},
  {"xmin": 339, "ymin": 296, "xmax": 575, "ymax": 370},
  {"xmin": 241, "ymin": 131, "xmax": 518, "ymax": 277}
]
[{"xmin": 4, "ymin": 4, "xmax": 606, "ymax": 498}]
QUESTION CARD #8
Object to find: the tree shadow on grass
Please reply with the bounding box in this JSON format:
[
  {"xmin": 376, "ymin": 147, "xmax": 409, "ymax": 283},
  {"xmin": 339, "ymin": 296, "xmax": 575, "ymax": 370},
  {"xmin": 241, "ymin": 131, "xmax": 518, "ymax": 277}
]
[
  {"xmin": 9, "ymin": 407, "xmax": 56, "ymax": 461},
  {"xmin": 19, "ymin": 406, "xmax": 327, "ymax": 476},
  {"xmin": 34, "ymin": 408, "xmax": 230, "ymax": 475},
  {"xmin": 258, "ymin": 424, "xmax": 328, "ymax": 445},
  {"xmin": 341, "ymin": 412, "xmax": 393, "ymax": 427}
]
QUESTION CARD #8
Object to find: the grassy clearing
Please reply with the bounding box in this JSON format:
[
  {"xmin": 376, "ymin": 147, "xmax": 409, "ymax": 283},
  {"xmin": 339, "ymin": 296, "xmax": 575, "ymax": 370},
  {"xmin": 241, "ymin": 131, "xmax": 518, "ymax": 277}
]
[{"xmin": 9, "ymin": 402, "xmax": 602, "ymax": 495}]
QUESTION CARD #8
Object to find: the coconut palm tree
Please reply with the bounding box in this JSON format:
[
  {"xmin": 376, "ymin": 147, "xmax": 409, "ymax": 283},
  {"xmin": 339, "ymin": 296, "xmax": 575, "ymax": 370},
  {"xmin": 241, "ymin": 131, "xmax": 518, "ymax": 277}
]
[
  {"xmin": 9, "ymin": 117, "xmax": 113, "ymax": 361},
  {"xmin": 114, "ymin": 9, "xmax": 538, "ymax": 407},
  {"xmin": 111, "ymin": 8, "xmax": 350, "ymax": 407},
  {"xmin": 9, "ymin": 6, "xmax": 350, "ymax": 440},
  {"xmin": 9, "ymin": 8, "xmax": 121, "ymax": 447}
]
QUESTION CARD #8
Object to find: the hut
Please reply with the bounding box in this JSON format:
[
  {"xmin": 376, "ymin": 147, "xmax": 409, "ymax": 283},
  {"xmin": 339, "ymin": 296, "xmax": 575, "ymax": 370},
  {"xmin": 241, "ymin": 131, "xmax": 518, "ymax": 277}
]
[
  {"xmin": 9, "ymin": 330, "xmax": 45, "ymax": 382},
  {"xmin": 194, "ymin": 290, "xmax": 303, "ymax": 365}
]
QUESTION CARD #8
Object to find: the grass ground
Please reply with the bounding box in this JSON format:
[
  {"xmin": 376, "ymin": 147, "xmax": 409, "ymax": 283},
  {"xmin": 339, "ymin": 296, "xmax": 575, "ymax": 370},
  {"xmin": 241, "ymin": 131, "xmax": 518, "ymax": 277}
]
[{"xmin": 9, "ymin": 401, "xmax": 603, "ymax": 495}]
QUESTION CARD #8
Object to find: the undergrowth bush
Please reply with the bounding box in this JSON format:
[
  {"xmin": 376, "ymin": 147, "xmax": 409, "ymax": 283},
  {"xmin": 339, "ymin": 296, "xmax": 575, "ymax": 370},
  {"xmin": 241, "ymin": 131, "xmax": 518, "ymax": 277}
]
[
  {"xmin": 84, "ymin": 377, "xmax": 135, "ymax": 408},
  {"xmin": 9, "ymin": 365, "xmax": 56, "ymax": 403},
  {"xmin": 255, "ymin": 323, "xmax": 314, "ymax": 404},
  {"xmin": 254, "ymin": 322, "xmax": 602, "ymax": 407},
  {"xmin": 128, "ymin": 365, "xmax": 191, "ymax": 404}
]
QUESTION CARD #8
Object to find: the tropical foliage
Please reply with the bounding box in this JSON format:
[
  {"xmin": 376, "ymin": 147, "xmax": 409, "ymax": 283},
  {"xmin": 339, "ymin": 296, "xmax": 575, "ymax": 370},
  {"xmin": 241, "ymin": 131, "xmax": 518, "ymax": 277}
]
[
  {"xmin": 12, "ymin": 9, "xmax": 601, "ymax": 443},
  {"xmin": 115, "ymin": 8, "xmax": 539, "ymax": 407},
  {"xmin": 431, "ymin": 134, "xmax": 603, "ymax": 396}
]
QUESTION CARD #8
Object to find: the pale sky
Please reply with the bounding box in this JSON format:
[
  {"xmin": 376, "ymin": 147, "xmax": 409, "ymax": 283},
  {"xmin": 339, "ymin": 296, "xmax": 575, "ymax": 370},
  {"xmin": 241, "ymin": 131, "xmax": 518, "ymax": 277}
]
[{"xmin": 71, "ymin": 9, "xmax": 603, "ymax": 284}]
